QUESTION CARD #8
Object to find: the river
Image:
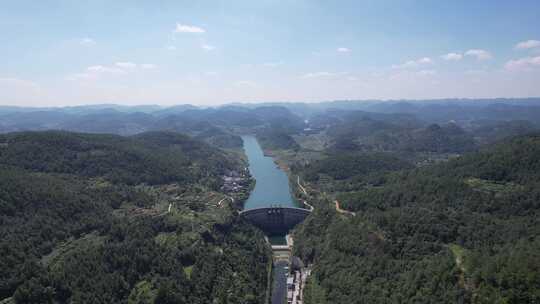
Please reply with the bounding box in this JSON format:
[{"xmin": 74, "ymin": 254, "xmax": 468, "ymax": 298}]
[
  {"xmin": 241, "ymin": 135, "xmax": 295, "ymax": 304},
  {"xmin": 241, "ymin": 135, "xmax": 297, "ymax": 210}
]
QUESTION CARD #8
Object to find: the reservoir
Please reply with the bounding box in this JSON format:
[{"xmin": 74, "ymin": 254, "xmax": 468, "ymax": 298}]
[
  {"xmin": 242, "ymin": 135, "xmax": 294, "ymax": 304},
  {"xmin": 242, "ymin": 135, "xmax": 297, "ymax": 210}
]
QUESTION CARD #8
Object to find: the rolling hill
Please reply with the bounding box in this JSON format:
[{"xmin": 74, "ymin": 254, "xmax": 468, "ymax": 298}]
[{"xmin": 0, "ymin": 131, "xmax": 269, "ymax": 303}]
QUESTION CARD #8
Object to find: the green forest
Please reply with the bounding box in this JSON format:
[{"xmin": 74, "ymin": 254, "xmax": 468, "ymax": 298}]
[
  {"xmin": 292, "ymin": 134, "xmax": 540, "ymax": 303},
  {"xmin": 0, "ymin": 131, "xmax": 270, "ymax": 304},
  {"xmin": 1, "ymin": 107, "xmax": 540, "ymax": 304}
]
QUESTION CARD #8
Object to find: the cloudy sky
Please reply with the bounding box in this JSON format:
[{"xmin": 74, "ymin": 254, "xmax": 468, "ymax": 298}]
[{"xmin": 1, "ymin": 0, "xmax": 540, "ymax": 106}]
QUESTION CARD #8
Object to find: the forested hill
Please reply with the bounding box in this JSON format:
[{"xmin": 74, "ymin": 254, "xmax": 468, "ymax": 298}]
[
  {"xmin": 0, "ymin": 131, "xmax": 236, "ymax": 187},
  {"xmin": 293, "ymin": 133, "xmax": 540, "ymax": 303},
  {"xmin": 433, "ymin": 134, "xmax": 540, "ymax": 183},
  {"xmin": 0, "ymin": 131, "xmax": 269, "ymax": 303}
]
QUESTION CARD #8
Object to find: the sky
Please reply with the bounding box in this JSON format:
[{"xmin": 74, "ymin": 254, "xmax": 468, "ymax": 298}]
[{"xmin": 1, "ymin": 0, "xmax": 540, "ymax": 107}]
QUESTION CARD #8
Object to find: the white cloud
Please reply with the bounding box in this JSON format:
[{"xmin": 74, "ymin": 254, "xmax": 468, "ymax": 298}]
[
  {"xmin": 79, "ymin": 38, "xmax": 96, "ymax": 46},
  {"xmin": 0, "ymin": 77, "xmax": 40, "ymax": 89},
  {"xmin": 337, "ymin": 47, "xmax": 351, "ymax": 53},
  {"xmin": 262, "ymin": 62, "xmax": 283, "ymax": 67},
  {"xmin": 73, "ymin": 62, "xmax": 156, "ymax": 80},
  {"xmin": 465, "ymin": 69, "xmax": 487, "ymax": 75},
  {"xmin": 465, "ymin": 49, "xmax": 492, "ymax": 60},
  {"xmin": 418, "ymin": 70, "xmax": 436, "ymax": 76},
  {"xmin": 392, "ymin": 57, "xmax": 433, "ymax": 69},
  {"xmin": 175, "ymin": 23, "xmax": 205, "ymax": 33},
  {"xmin": 0, "ymin": 78, "xmax": 43, "ymax": 103},
  {"xmin": 515, "ymin": 40, "xmax": 540, "ymax": 50},
  {"xmin": 418, "ymin": 57, "xmax": 432, "ymax": 64},
  {"xmin": 441, "ymin": 52, "xmax": 463, "ymax": 61},
  {"xmin": 141, "ymin": 64, "xmax": 157, "ymax": 69},
  {"xmin": 201, "ymin": 44, "xmax": 215, "ymax": 51},
  {"xmin": 87, "ymin": 65, "xmax": 125, "ymax": 74},
  {"xmin": 302, "ymin": 72, "xmax": 336, "ymax": 78},
  {"xmin": 235, "ymin": 80, "xmax": 257, "ymax": 87},
  {"xmin": 394, "ymin": 60, "xmax": 416, "ymax": 69},
  {"xmin": 505, "ymin": 56, "xmax": 540, "ymax": 71},
  {"xmin": 115, "ymin": 62, "xmax": 137, "ymax": 69},
  {"xmin": 66, "ymin": 73, "xmax": 96, "ymax": 81}
]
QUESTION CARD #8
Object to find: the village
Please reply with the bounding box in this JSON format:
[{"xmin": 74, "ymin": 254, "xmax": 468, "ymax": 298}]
[
  {"xmin": 220, "ymin": 168, "xmax": 250, "ymax": 193},
  {"xmin": 286, "ymin": 258, "xmax": 311, "ymax": 304}
]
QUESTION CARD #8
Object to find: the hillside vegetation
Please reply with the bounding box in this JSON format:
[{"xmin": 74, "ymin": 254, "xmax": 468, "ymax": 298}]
[
  {"xmin": 0, "ymin": 131, "xmax": 235, "ymax": 186},
  {"xmin": 0, "ymin": 131, "xmax": 269, "ymax": 304},
  {"xmin": 293, "ymin": 134, "xmax": 540, "ymax": 303}
]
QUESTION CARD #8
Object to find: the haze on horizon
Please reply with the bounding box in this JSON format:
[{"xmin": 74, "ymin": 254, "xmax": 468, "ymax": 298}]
[{"xmin": 1, "ymin": 0, "xmax": 540, "ymax": 107}]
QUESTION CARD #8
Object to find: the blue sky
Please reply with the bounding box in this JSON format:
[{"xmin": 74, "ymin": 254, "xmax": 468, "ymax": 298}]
[{"xmin": 1, "ymin": 0, "xmax": 540, "ymax": 106}]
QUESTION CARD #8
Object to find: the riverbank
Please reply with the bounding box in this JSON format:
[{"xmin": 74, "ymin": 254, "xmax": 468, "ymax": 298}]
[
  {"xmin": 240, "ymin": 135, "xmax": 301, "ymax": 304},
  {"xmin": 241, "ymin": 135, "xmax": 297, "ymax": 210}
]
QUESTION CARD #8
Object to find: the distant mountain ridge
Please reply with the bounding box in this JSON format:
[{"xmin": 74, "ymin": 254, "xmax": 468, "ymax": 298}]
[
  {"xmin": 292, "ymin": 133, "xmax": 540, "ymax": 303},
  {"xmin": 0, "ymin": 130, "xmax": 269, "ymax": 302},
  {"xmin": 1, "ymin": 99, "xmax": 539, "ymax": 152},
  {"xmin": 0, "ymin": 130, "xmax": 236, "ymax": 186}
]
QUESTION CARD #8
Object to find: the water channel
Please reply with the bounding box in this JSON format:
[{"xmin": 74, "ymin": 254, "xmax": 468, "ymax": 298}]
[
  {"xmin": 241, "ymin": 135, "xmax": 296, "ymax": 304},
  {"xmin": 242, "ymin": 135, "xmax": 297, "ymax": 210}
]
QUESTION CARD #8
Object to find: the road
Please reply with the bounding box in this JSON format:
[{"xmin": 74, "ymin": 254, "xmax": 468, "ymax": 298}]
[
  {"xmin": 216, "ymin": 196, "xmax": 234, "ymax": 207},
  {"xmin": 271, "ymin": 260, "xmax": 288, "ymax": 304},
  {"xmin": 297, "ymin": 176, "xmax": 314, "ymax": 211},
  {"xmin": 297, "ymin": 176, "xmax": 308, "ymax": 195},
  {"xmin": 334, "ymin": 200, "xmax": 356, "ymax": 216},
  {"xmin": 299, "ymin": 175, "xmax": 354, "ymax": 217},
  {"xmin": 264, "ymin": 176, "xmax": 313, "ymax": 304}
]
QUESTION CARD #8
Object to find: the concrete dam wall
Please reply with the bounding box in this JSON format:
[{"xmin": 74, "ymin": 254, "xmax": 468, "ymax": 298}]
[{"xmin": 239, "ymin": 207, "xmax": 312, "ymax": 235}]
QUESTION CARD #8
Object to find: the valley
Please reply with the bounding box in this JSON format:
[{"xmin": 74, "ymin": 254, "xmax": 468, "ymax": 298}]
[
  {"xmin": 1, "ymin": 99, "xmax": 540, "ymax": 304},
  {"xmin": 3, "ymin": 2, "xmax": 540, "ymax": 303},
  {"xmin": 0, "ymin": 131, "xmax": 269, "ymax": 303}
]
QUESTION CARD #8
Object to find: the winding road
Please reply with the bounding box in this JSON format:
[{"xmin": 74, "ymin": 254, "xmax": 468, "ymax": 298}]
[
  {"xmin": 334, "ymin": 200, "xmax": 356, "ymax": 216},
  {"xmin": 297, "ymin": 176, "xmax": 314, "ymax": 211},
  {"xmin": 217, "ymin": 196, "xmax": 234, "ymax": 207}
]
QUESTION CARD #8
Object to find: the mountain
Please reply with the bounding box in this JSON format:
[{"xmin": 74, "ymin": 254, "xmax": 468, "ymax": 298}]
[
  {"xmin": 0, "ymin": 131, "xmax": 269, "ymax": 303},
  {"xmin": 0, "ymin": 111, "xmax": 73, "ymax": 131},
  {"xmin": 2, "ymin": 100, "xmax": 539, "ymax": 151},
  {"xmin": 236, "ymin": 98, "xmax": 540, "ymax": 123},
  {"xmin": 60, "ymin": 111, "xmax": 156, "ymax": 135},
  {"xmin": 469, "ymin": 119, "xmax": 539, "ymax": 144},
  {"xmin": 319, "ymin": 111, "xmax": 475, "ymax": 154},
  {"xmin": 0, "ymin": 131, "xmax": 235, "ymax": 186},
  {"xmin": 364, "ymin": 100, "xmax": 540, "ymax": 125},
  {"xmin": 60, "ymin": 104, "xmax": 163, "ymax": 115},
  {"xmin": 402, "ymin": 123, "xmax": 476, "ymax": 153},
  {"xmin": 293, "ymin": 133, "xmax": 540, "ymax": 303},
  {"xmin": 151, "ymin": 104, "xmax": 198, "ymax": 116},
  {"xmin": 256, "ymin": 129, "xmax": 301, "ymax": 151}
]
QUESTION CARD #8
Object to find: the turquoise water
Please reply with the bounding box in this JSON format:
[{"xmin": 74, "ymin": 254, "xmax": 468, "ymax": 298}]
[
  {"xmin": 242, "ymin": 135, "xmax": 294, "ymax": 304},
  {"xmin": 242, "ymin": 135, "xmax": 297, "ymax": 210}
]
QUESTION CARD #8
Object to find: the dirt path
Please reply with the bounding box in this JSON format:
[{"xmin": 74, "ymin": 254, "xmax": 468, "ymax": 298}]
[
  {"xmin": 334, "ymin": 200, "xmax": 356, "ymax": 216},
  {"xmin": 303, "ymin": 200, "xmax": 314, "ymax": 211},
  {"xmin": 217, "ymin": 196, "xmax": 234, "ymax": 207},
  {"xmin": 297, "ymin": 176, "xmax": 314, "ymax": 211},
  {"xmin": 297, "ymin": 175, "xmax": 308, "ymax": 195},
  {"xmin": 296, "ymin": 175, "xmax": 354, "ymax": 216},
  {"xmin": 449, "ymin": 245, "xmax": 470, "ymax": 289}
]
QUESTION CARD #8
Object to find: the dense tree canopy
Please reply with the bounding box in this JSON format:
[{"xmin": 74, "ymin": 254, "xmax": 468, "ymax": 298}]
[
  {"xmin": 293, "ymin": 134, "xmax": 540, "ymax": 304},
  {"xmin": 0, "ymin": 131, "xmax": 270, "ymax": 303},
  {"xmin": 0, "ymin": 131, "xmax": 237, "ymax": 187}
]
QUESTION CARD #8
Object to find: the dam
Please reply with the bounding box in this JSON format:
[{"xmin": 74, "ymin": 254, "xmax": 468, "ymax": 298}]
[
  {"xmin": 240, "ymin": 135, "xmax": 310, "ymax": 236},
  {"xmin": 240, "ymin": 135, "xmax": 311, "ymax": 304}
]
